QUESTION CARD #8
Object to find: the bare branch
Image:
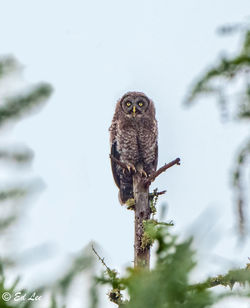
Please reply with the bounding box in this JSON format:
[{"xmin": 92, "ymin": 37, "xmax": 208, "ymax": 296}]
[
  {"xmin": 92, "ymin": 245, "xmax": 110, "ymax": 272},
  {"xmin": 145, "ymin": 158, "xmax": 181, "ymax": 186}
]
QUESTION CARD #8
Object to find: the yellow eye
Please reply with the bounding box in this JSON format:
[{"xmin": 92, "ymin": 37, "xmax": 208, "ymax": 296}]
[
  {"xmin": 126, "ymin": 102, "xmax": 131, "ymax": 107},
  {"xmin": 138, "ymin": 102, "xmax": 144, "ymax": 107}
]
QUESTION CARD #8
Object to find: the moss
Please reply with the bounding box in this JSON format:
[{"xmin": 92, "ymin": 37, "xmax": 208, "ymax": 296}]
[
  {"xmin": 141, "ymin": 232, "xmax": 154, "ymax": 250},
  {"xmin": 126, "ymin": 198, "xmax": 135, "ymax": 210},
  {"xmin": 149, "ymin": 189, "xmax": 159, "ymax": 215},
  {"xmin": 109, "ymin": 288, "xmax": 123, "ymax": 305}
]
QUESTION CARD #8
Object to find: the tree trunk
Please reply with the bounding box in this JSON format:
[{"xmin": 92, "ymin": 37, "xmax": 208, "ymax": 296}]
[{"xmin": 133, "ymin": 172, "xmax": 151, "ymax": 269}]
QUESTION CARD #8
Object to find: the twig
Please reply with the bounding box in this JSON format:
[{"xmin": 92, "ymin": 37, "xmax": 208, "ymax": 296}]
[
  {"xmin": 145, "ymin": 158, "xmax": 180, "ymax": 186},
  {"xmin": 110, "ymin": 155, "xmax": 180, "ymax": 185},
  {"xmin": 92, "ymin": 245, "xmax": 125, "ymax": 307},
  {"xmin": 92, "ymin": 245, "xmax": 110, "ymax": 272},
  {"xmin": 149, "ymin": 190, "xmax": 166, "ymax": 199},
  {"xmin": 149, "ymin": 189, "xmax": 166, "ymax": 215}
]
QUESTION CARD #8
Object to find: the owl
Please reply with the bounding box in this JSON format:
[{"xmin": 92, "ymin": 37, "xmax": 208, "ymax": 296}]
[{"xmin": 109, "ymin": 92, "xmax": 158, "ymax": 204}]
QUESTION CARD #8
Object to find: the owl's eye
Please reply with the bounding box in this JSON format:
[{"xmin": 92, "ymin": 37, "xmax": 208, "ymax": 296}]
[
  {"xmin": 138, "ymin": 101, "xmax": 144, "ymax": 107},
  {"xmin": 126, "ymin": 102, "xmax": 132, "ymax": 107}
]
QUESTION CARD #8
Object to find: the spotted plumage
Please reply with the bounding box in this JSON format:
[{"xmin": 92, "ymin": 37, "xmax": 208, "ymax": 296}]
[{"xmin": 109, "ymin": 92, "xmax": 158, "ymax": 204}]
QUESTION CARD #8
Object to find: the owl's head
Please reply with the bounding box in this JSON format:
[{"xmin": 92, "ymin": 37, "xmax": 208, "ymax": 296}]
[{"xmin": 119, "ymin": 92, "xmax": 152, "ymax": 118}]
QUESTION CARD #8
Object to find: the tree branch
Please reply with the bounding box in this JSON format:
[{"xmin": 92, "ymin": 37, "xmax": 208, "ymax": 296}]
[
  {"xmin": 110, "ymin": 154, "xmax": 181, "ymax": 270},
  {"xmin": 145, "ymin": 158, "xmax": 180, "ymax": 186},
  {"xmin": 149, "ymin": 190, "xmax": 167, "ymax": 199},
  {"xmin": 189, "ymin": 265, "xmax": 250, "ymax": 291},
  {"xmin": 92, "ymin": 245, "xmax": 124, "ymax": 307},
  {"xmin": 92, "ymin": 245, "xmax": 110, "ymax": 272},
  {"xmin": 133, "ymin": 159, "xmax": 180, "ymax": 269}
]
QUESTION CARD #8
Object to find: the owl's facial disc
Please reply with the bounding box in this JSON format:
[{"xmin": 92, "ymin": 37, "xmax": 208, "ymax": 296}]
[
  {"xmin": 134, "ymin": 97, "xmax": 149, "ymax": 115},
  {"xmin": 121, "ymin": 98, "xmax": 134, "ymax": 115},
  {"xmin": 121, "ymin": 95, "xmax": 149, "ymax": 117}
]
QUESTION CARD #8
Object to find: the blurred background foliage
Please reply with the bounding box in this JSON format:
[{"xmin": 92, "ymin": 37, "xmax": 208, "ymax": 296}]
[
  {"xmin": 0, "ymin": 21, "xmax": 250, "ymax": 308},
  {"xmin": 0, "ymin": 55, "xmax": 97, "ymax": 308},
  {"xmin": 184, "ymin": 22, "xmax": 250, "ymax": 236}
]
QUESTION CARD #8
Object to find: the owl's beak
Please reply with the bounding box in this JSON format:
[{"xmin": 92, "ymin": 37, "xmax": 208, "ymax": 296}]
[{"xmin": 132, "ymin": 106, "xmax": 136, "ymax": 117}]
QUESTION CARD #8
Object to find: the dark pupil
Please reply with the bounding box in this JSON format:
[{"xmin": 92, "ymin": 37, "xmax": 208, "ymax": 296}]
[
  {"xmin": 138, "ymin": 101, "xmax": 144, "ymax": 106},
  {"xmin": 126, "ymin": 102, "xmax": 132, "ymax": 107}
]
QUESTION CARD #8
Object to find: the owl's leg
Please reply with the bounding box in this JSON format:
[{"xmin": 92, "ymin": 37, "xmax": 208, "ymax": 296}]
[
  {"xmin": 144, "ymin": 163, "xmax": 155, "ymax": 176},
  {"xmin": 136, "ymin": 163, "xmax": 148, "ymax": 178}
]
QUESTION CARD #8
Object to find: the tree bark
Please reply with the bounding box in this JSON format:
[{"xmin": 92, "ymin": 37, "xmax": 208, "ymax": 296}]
[
  {"xmin": 108, "ymin": 155, "xmax": 180, "ymax": 269},
  {"xmin": 133, "ymin": 172, "xmax": 151, "ymax": 269}
]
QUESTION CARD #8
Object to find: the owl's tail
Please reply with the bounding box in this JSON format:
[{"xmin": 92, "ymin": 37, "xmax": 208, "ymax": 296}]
[{"xmin": 118, "ymin": 180, "xmax": 134, "ymax": 204}]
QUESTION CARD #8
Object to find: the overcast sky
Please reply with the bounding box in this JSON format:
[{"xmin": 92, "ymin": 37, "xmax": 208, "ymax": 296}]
[{"xmin": 0, "ymin": 0, "xmax": 250, "ymax": 307}]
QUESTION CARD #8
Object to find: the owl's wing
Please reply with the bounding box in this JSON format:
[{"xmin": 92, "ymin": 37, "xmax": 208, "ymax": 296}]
[
  {"xmin": 110, "ymin": 141, "xmax": 121, "ymax": 188},
  {"xmin": 153, "ymin": 142, "xmax": 158, "ymax": 171}
]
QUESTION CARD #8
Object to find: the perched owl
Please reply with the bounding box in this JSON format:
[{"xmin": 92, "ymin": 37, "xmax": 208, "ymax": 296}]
[{"xmin": 109, "ymin": 92, "xmax": 158, "ymax": 204}]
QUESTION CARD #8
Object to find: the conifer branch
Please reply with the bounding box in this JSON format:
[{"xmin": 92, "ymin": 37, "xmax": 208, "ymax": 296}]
[{"xmin": 189, "ymin": 264, "xmax": 250, "ymax": 290}]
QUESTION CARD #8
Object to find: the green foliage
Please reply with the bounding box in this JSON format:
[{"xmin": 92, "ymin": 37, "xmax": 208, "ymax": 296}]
[
  {"xmin": 142, "ymin": 219, "xmax": 174, "ymax": 249},
  {"xmin": 191, "ymin": 267, "xmax": 250, "ymax": 291},
  {"xmin": 0, "ymin": 55, "xmax": 54, "ymax": 307},
  {"xmin": 55, "ymin": 246, "xmax": 94, "ymax": 295},
  {"xmin": 0, "ymin": 265, "xmax": 33, "ymax": 308},
  {"xmin": 0, "ymin": 147, "xmax": 33, "ymax": 164},
  {"xmin": 149, "ymin": 189, "xmax": 159, "ymax": 215},
  {"xmin": 184, "ymin": 23, "xmax": 250, "ymax": 234},
  {"xmin": 0, "ymin": 83, "xmax": 52, "ymax": 126},
  {"xmin": 0, "ymin": 187, "xmax": 29, "ymax": 201},
  {"xmin": 0, "ymin": 56, "xmax": 53, "ymax": 252},
  {"xmin": 0, "ymin": 56, "xmax": 18, "ymax": 79},
  {"xmin": 0, "ymin": 56, "xmax": 52, "ymax": 127},
  {"xmin": 93, "ymin": 245, "xmax": 125, "ymax": 305},
  {"xmin": 94, "ymin": 177, "xmax": 250, "ymax": 307},
  {"xmin": 95, "ymin": 220, "xmax": 250, "ymax": 308},
  {"xmin": 123, "ymin": 227, "xmax": 203, "ymax": 308},
  {"xmin": 49, "ymin": 295, "xmax": 58, "ymax": 308},
  {"xmin": 185, "ymin": 26, "xmax": 250, "ymax": 121},
  {"xmin": 0, "ymin": 54, "xmax": 100, "ymax": 308},
  {"xmin": 89, "ymin": 277, "xmax": 99, "ymax": 308}
]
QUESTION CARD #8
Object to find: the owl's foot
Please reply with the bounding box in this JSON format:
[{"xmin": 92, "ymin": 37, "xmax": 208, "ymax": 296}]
[
  {"xmin": 136, "ymin": 166, "xmax": 148, "ymax": 178},
  {"xmin": 123, "ymin": 163, "xmax": 136, "ymax": 175}
]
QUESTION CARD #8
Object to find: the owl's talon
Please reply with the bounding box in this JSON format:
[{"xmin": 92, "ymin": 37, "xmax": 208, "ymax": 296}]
[
  {"xmin": 140, "ymin": 170, "xmax": 148, "ymax": 177},
  {"xmin": 123, "ymin": 163, "xmax": 136, "ymax": 175},
  {"xmin": 130, "ymin": 165, "xmax": 136, "ymax": 173},
  {"xmin": 136, "ymin": 167, "xmax": 148, "ymax": 178}
]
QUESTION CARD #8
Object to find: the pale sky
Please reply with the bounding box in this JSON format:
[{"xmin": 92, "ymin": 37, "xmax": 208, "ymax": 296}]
[{"xmin": 0, "ymin": 1, "xmax": 250, "ymax": 307}]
